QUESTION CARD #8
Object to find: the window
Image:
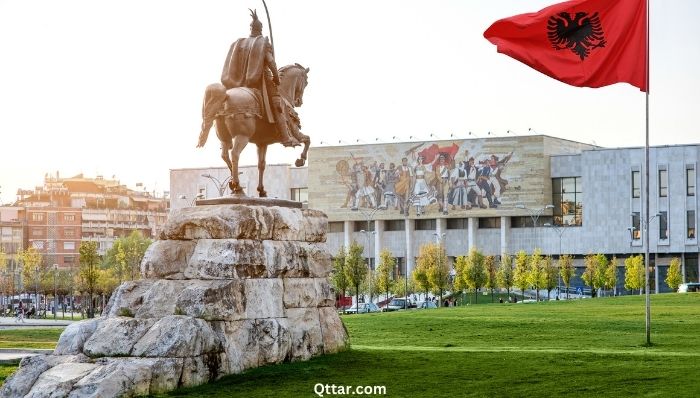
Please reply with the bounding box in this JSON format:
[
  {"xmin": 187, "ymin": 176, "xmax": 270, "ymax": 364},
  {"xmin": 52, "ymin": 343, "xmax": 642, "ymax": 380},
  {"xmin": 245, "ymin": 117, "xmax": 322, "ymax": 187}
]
[
  {"xmin": 415, "ymin": 219, "xmax": 436, "ymax": 231},
  {"xmin": 354, "ymin": 221, "xmax": 374, "ymax": 232},
  {"xmin": 632, "ymin": 171, "xmax": 641, "ymax": 198},
  {"xmin": 552, "ymin": 177, "xmax": 582, "ymax": 226},
  {"xmin": 385, "ymin": 220, "xmax": 405, "ymax": 231},
  {"xmin": 512, "ymin": 216, "xmax": 553, "ymax": 228},
  {"xmin": 291, "ymin": 187, "xmax": 308, "ymax": 203},
  {"xmin": 658, "ymin": 169, "xmax": 668, "ymax": 197},
  {"xmin": 446, "ymin": 218, "xmax": 468, "ymax": 230},
  {"xmin": 64, "ymin": 228, "xmax": 75, "ymax": 238},
  {"xmin": 32, "ymin": 241, "xmax": 44, "ymax": 249},
  {"xmin": 688, "ymin": 166, "xmax": 696, "ymax": 196},
  {"xmin": 631, "ymin": 212, "xmax": 641, "ymax": 240},
  {"xmin": 64, "ymin": 213, "xmax": 75, "ymax": 222},
  {"xmin": 32, "ymin": 212, "xmax": 45, "ymax": 222},
  {"xmin": 32, "ymin": 228, "xmax": 43, "ymax": 237},
  {"xmin": 328, "ymin": 222, "xmax": 344, "ymax": 233},
  {"xmin": 63, "ymin": 241, "xmax": 75, "ymax": 251},
  {"xmin": 63, "ymin": 256, "xmax": 75, "ymax": 265},
  {"xmin": 478, "ymin": 217, "xmax": 501, "ymax": 229},
  {"xmin": 688, "ymin": 210, "xmax": 696, "ymax": 239},
  {"xmin": 659, "ymin": 211, "xmax": 668, "ymax": 240}
]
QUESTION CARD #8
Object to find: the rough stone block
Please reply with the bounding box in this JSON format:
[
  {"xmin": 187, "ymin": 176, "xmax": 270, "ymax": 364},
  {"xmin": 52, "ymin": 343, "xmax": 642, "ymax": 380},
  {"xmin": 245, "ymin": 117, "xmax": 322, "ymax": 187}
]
[
  {"xmin": 141, "ymin": 240, "xmax": 196, "ymax": 279},
  {"xmin": 319, "ymin": 307, "xmax": 349, "ymax": 354},
  {"xmin": 131, "ymin": 315, "xmax": 221, "ymax": 358},
  {"xmin": 134, "ymin": 280, "xmax": 187, "ymax": 319},
  {"xmin": 286, "ymin": 307, "xmax": 323, "ymax": 361},
  {"xmin": 24, "ymin": 362, "xmax": 98, "ymax": 398},
  {"xmin": 175, "ymin": 280, "xmax": 246, "ymax": 321},
  {"xmin": 245, "ymin": 279, "xmax": 284, "ymax": 319},
  {"xmin": 82, "ymin": 317, "xmax": 156, "ymax": 357},
  {"xmin": 103, "ymin": 280, "xmax": 154, "ymax": 317},
  {"xmin": 0, "ymin": 355, "xmax": 88, "ymax": 398},
  {"xmin": 54, "ymin": 318, "xmax": 101, "ymax": 355}
]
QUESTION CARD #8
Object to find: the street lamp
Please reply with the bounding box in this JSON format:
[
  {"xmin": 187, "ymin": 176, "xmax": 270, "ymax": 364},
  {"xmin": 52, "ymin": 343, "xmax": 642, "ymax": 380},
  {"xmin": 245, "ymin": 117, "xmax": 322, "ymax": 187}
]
[
  {"xmin": 178, "ymin": 193, "xmax": 204, "ymax": 207},
  {"xmin": 201, "ymin": 173, "xmax": 232, "ymax": 197},
  {"xmin": 53, "ymin": 264, "xmax": 58, "ymax": 321},
  {"xmin": 433, "ymin": 232, "xmax": 446, "ymax": 307},
  {"xmin": 360, "ymin": 229, "xmax": 376, "ymax": 303},
  {"xmin": 34, "ymin": 266, "xmax": 39, "ymax": 318},
  {"xmin": 544, "ymin": 223, "xmax": 567, "ymax": 298},
  {"xmin": 515, "ymin": 203, "xmax": 554, "ymax": 250}
]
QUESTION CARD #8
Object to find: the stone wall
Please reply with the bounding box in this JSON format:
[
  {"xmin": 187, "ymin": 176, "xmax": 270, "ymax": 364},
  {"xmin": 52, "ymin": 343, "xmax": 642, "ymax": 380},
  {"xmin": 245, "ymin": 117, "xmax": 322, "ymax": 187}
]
[{"xmin": 1, "ymin": 204, "xmax": 348, "ymax": 398}]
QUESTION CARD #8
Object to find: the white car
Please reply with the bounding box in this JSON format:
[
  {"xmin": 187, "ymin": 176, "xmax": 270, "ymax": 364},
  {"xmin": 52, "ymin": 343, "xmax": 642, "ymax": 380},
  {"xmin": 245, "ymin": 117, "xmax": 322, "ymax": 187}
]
[
  {"xmin": 345, "ymin": 302, "xmax": 380, "ymax": 314},
  {"xmin": 678, "ymin": 282, "xmax": 700, "ymax": 293}
]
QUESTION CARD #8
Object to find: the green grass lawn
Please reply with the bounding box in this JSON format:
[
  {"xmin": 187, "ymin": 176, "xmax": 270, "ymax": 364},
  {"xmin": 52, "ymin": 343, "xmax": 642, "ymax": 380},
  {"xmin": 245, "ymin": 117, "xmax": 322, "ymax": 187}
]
[
  {"xmin": 0, "ymin": 328, "xmax": 63, "ymax": 349},
  {"xmin": 3, "ymin": 295, "xmax": 700, "ymax": 397}
]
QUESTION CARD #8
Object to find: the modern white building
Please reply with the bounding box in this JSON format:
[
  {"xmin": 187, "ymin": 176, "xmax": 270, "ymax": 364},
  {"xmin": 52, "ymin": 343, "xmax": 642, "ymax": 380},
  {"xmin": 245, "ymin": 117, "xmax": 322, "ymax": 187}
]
[{"xmin": 171, "ymin": 135, "xmax": 700, "ymax": 294}]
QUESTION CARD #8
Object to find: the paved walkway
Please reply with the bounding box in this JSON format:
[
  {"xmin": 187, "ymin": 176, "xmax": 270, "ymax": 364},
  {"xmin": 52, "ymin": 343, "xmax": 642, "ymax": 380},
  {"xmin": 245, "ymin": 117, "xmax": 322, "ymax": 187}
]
[
  {"xmin": 0, "ymin": 316, "xmax": 77, "ymax": 328},
  {"xmin": 0, "ymin": 349, "xmax": 54, "ymax": 364}
]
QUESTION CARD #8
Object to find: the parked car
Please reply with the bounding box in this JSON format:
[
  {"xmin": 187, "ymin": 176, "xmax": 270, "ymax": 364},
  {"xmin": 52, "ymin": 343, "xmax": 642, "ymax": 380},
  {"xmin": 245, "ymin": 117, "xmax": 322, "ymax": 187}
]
[
  {"xmin": 345, "ymin": 302, "xmax": 381, "ymax": 314},
  {"xmin": 383, "ymin": 298, "xmax": 414, "ymax": 312},
  {"xmin": 678, "ymin": 282, "xmax": 700, "ymax": 293},
  {"xmin": 416, "ymin": 300, "xmax": 437, "ymax": 309}
]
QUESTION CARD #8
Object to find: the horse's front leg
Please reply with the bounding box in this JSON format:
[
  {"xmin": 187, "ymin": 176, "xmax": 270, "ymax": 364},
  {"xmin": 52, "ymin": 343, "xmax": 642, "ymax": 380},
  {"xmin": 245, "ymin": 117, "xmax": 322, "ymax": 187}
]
[
  {"xmin": 227, "ymin": 117, "xmax": 250, "ymax": 195},
  {"xmin": 256, "ymin": 144, "xmax": 268, "ymax": 197},
  {"xmin": 295, "ymin": 134, "xmax": 311, "ymax": 167}
]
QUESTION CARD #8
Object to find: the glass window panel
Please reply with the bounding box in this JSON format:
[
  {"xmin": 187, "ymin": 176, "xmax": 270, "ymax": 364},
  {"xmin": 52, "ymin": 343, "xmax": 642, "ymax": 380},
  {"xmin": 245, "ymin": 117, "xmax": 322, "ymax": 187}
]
[
  {"xmin": 688, "ymin": 167, "xmax": 696, "ymax": 196},
  {"xmin": 632, "ymin": 171, "xmax": 641, "ymax": 198},
  {"xmin": 562, "ymin": 178, "xmax": 575, "ymax": 194},
  {"xmin": 659, "ymin": 169, "xmax": 668, "ymax": 197},
  {"xmin": 688, "ymin": 210, "xmax": 696, "ymax": 239},
  {"xmin": 632, "ymin": 212, "xmax": 641, "ymax": 240},
  {"xmin": 574, "ymin": 177, "xmax": 582, "ymax": 193},
  {"xmin": 552, "ymin": 178, "xmax": 562, "ymax": 194},
  {"xmin": 659, "ymin": 211, "xmax": 668, "ymax": 240}
]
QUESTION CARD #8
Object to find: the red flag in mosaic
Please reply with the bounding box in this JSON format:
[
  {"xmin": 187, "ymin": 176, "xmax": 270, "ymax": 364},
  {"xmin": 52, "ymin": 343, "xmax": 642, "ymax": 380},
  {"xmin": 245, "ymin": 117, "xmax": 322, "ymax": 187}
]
[{"xmin": 484, "ymin": 0, "xmax": 647, "ymax": 91}]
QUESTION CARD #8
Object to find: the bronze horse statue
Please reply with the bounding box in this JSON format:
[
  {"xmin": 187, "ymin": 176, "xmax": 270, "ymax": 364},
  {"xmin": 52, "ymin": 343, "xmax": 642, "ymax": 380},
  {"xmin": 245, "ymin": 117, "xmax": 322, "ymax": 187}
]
[{"xmin": 196, "ymin": 63, "xmax": 310, "ymax": 196}]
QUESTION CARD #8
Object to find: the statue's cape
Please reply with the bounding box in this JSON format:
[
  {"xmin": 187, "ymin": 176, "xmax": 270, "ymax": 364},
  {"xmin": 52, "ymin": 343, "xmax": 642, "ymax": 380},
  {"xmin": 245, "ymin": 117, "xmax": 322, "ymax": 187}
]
[{"xmin": 221, "ymin": 36, "xmax": 268, "ymax": 89}]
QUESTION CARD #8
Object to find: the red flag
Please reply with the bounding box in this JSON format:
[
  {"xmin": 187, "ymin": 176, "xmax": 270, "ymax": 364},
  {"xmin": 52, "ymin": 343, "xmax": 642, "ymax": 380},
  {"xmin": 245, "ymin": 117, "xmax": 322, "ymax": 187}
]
[{"xmin": 484, "ymin": 0, "xmax": 647, "ymax": 91}]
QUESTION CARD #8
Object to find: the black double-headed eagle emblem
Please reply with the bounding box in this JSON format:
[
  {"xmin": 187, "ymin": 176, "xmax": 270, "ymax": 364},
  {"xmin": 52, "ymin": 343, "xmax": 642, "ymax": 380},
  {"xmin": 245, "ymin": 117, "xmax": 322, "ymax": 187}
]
[{"xmin": 547, "ymin": 11, "xmax": 606, "ymax": 60}]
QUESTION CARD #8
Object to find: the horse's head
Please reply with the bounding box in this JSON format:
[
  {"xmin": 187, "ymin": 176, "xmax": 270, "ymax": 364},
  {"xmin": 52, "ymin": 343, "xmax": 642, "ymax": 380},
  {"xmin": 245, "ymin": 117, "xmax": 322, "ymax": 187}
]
[{"xmin": 279, "ymin": 63, "xmax": 309, "ymax": 107}]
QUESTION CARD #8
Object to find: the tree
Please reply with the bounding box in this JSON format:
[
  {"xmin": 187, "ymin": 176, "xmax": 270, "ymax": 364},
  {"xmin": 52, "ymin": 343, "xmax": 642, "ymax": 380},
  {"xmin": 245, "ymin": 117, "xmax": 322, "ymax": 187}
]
[
  {"xmin": 496, "ymin": 253, "xmax": 514, "ymax": 298},
  {"xmin": 593, "ymin": 254, "xmax": 609, "ymax": 297},
  {"xmin": 665, "ymin": 257, "xmax": 682, "ymax": 291},
  {"xmin": 79, "ymin": 241, "xmax": 100, "ymax": 318},
  {"xmin": 624, "ymin": 255, "xmax": 645, "ymax": 294},
  {"xmin": 375, "ymin": 249, "xmax": 396, "ymax": 304},
  {"xmin": 582, "ymin": 254, "xmax": 597, "ymax": 298},
  {"xmin": 527, "ymin": 249, "xmax": 544, "ymax": 301},
  {"xmin": 344, "ymin": 241, "xmax": 367, "ymax": 308},
  {"xmin": 331, "ymin": 246, "xmax": 348, "ymax": 309},
  {"xmin": 484, "ymin": 255, "xmax": 498, "ymax": 303},
  {"xmin": 427, "ymin": 244, "xmax": 450, "ymax": 306},
  {"xmin": 559, "ymin": 254, "xmax": 575, "ymax": 299},
  {"xmin": 513, "ymin": 250, "xmax": 530, "ymax": 300},
  {"xmin": 392, "ymin": 276, "xmax": 414, "ymax": 299},
  {"xmin": 413, "ymin": 243, "xmax": 438, "ymax": 302},
  {"xmin": 0, "ymin": 247, "xmax": 8, "ymax": 315},
  {"xmin": 453, "ymin": 255, "xmax": 468, "ymax": 295},
  {"xmin": 463, "ymin": 247, "xmax": 486, "ymax": 304},
  {"xmin": 17, "ymin": 247, "xmax": 44, "ymax": 309},
  {"xmin": 103, "ymin": 231, "xmax": 152, "ymax": 283},
  {"xmin": 605, "ymin": 256, "xmax": 619, "ymax": 295},
  {"xmin": 542, "ymin": 256, "xmax": 558, "ymax": 300}
]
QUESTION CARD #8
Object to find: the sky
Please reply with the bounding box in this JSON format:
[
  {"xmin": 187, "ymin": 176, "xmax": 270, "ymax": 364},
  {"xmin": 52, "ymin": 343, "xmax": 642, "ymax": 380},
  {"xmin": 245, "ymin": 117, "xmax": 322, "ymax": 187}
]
[{"xmin": 1, "ymin": 0, "xmax": 699, "ymax": 205}]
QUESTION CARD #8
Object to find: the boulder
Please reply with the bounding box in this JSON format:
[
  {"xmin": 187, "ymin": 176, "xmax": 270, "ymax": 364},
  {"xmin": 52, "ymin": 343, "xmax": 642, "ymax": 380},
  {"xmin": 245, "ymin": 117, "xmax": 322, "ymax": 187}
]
[
  {"xmin": 82, "ymin": 317, "xmax": 155, "ymax": 357},
  {"xmin": 54, "ymin": 319, "xmax": 101, "ymax": 355},
  {"xmin": 175, "ymin": 279, "xmax": 246, "ymax": 321},
  {"xmin": 102, "ymin": 280, "xmax": 153, "ymax": 317},
  {"xmin": 24, "ymin": 362, "xmax": 98, "ymax": 398},
  {"xmin": 131, "ymin": 315, "xmax": 221, "ymax": 358},
  {"xmin": 0, "ymin": 355, "xmax": 88, "ymax": 398},
  {"xmin": 141, "ymin": 240, "xmax": 196, "ymax": 279}
]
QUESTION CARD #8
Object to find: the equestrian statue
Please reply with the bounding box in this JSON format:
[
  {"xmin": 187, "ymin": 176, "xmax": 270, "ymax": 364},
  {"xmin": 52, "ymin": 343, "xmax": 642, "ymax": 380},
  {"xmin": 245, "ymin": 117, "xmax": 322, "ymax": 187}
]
[{"xmin": 196, "ymin": 9, "xmax": 310, "ymax": 197}]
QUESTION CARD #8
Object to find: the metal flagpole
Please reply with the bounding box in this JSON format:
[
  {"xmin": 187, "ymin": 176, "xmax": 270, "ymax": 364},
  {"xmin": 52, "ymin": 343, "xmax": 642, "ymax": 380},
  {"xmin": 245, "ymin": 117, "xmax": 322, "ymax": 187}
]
[{"xmin": 644, "ymin": 0, "xmax": 651, "ymax": 346}]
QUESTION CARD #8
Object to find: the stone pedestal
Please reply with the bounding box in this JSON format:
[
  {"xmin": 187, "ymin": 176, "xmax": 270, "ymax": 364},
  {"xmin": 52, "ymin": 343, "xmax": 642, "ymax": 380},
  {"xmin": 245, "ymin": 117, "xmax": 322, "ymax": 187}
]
[{"xmin": 1, "ymin": 204, "xmax": 348, "ymax": 398}]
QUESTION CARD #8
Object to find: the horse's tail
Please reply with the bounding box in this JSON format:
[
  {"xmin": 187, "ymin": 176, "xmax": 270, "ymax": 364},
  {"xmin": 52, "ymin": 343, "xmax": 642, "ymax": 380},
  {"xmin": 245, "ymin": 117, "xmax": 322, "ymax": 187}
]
[{"xmin": 197, "ymin": 83, "xmax": 228, "ymax": 148}]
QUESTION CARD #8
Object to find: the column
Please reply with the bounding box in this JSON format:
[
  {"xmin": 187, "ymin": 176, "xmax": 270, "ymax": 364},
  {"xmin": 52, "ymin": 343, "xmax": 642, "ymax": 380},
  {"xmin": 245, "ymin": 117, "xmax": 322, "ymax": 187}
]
[
  {"xmin": 374, "ymin": 220, "xmax": 384, "ymax": 265},
  {"xmin": 436, "ymin": 218, "xmax": 446, "ymax": 237},
  {"xmin": 681, "ymin": 253, "xmax": 686, "ymax": 284},
  {"xmin": 343, "ymin": 220, "xmax": 352, "ymax": 249},
  {"xmin": 467, "ymin": 217, "xmax": 476, "ymax": 251},
  {"xmin": 500, "ymin": 216, "xmax": 510, "ymax": 255},
  {"xmin": 406, "ymin": 218, "xmax": 415, "ymax": 275},
  {"xmin": 654, "ymin": 254, "xmax": 659, "ymax": 294}
]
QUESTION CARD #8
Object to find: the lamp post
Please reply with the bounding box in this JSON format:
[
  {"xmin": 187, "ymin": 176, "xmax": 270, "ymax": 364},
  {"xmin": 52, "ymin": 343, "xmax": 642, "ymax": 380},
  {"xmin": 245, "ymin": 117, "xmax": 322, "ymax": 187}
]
[
  {"xmin": 178, "ymin": 193, "xmax": 204, "ymax": 207},
  {"xmin": 53, "ymin": 264, "xmax": 58, "ymax": 321},
  {"xmin": 201, "ymin": 173, "xmax": 232, "ymax": 197},
  {"xmin": 544, "ymin": 223, "xmax": 567, "ymax": 297},
  {"xmin": 360, "ymin": 229, "xmax": 376, "ymax": 303},
  {"xmin": 34, "ymin": 266, "xmax": 39, "ymax": 318},
  {"xmin": 70, "ymin": 266, "xmax": 74, "ymax": 320},
  {"xmin": 515, "ymin": 204, "xmax": 554, "ymax": 249},
  {"xmin": 433, "ymin": 232, "xmax": 446, "ymax": 307},
  {"xmin": 352, "ymin": 206, "xmax": 380, "ymax": 302}
]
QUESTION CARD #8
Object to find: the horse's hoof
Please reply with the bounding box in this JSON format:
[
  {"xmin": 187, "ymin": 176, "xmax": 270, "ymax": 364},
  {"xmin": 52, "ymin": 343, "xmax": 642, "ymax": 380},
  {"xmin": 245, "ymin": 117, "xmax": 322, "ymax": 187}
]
[
  {"xmin": 295, "ymin": 158, "xmax": 305, "ymax": 167},
  {"xmin": 258, "ymin": 191, "xmax": 267, "ymax": 198}
]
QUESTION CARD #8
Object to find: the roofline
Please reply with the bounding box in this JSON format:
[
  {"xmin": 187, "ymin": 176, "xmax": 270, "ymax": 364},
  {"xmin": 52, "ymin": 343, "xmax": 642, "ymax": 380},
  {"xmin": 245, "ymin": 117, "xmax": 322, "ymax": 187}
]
[
  {"xmin": 311, "ymin": 134, "xmax": 596, "ymax": 149},
  {"xmin": 551, "ymin": 141, "xmax": 700, "ymax": 157}
]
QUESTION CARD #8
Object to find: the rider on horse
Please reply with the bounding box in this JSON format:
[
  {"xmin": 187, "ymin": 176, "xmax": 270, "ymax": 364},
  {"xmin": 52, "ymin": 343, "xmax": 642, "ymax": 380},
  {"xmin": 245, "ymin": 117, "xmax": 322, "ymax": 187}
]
[{"xmin": 220, "ymin": 9, "xmax": 299, "ymax": 147}]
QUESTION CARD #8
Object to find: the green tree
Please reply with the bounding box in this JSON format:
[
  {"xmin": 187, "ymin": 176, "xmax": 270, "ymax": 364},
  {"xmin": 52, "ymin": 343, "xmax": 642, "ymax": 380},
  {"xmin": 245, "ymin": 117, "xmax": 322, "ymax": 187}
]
[
  {"xmin": 624, "ymin": 255, "xmax": 645, "ymax": 294},
  {"xmin": 496, "ymin": 253, "xmax": 514, "ymax": 298},
  {"xmin": 331, "ymin": 246, "xmax": 348, "ymax": 309},
  {"xmin": 413, "ymin": 243, "xmax": 438, "ymax": 301},
  {"xmin": 593, "ymin": 254, "xmax": 609, "ymax": 297},
  {"xmin": 344, "ymin": 241, "xmax": 367, "ymax": 308},
  {"xmin": 375, "ymin": 249, "xmax": 396, "ymax": 304},
  {"xmin": 103, "ymin": 231, "xmax": 152, "ymax": 282},
  {"xmin": 79, "ymin": 241, "xmax": 101, "ymax": 318},
  {"xmin": 605, "ymin": 256, "xmax": 619, "ymax": 295},
  {"xmin": 392, "ymin": 276, "xmax": 415, "ymax": 299},
  {"xmin": 484, "ymin": 255, "xmax": 498, "ymax": 303},
  {"xmin": 513, "ymin": 250, "xmax": 530, "ymax": 300},
  {"xmin": 427, "ymin": 244, "xmax": 450, "ymax": 306},
  {"xmin": 464, "ymin": 247, "xmax": 486, "ymax": 304},
  {"xmin": 665, "ymin": 257, "xmax": 682, "ymax": 291},
  {"xmin": 542, "ymin": 256, "xmax": 558, "ymax": 300},
  {"xmin": 527, "ymin": 249, "xmax": 544, "ymax": 301},
  {"xmin": 453, "ymin": 255, "xmax": 468, "ymax": 294},
  {"xmin": 582, "ymin": 254, "xmax": 597, "ymax": 298},
  {"xmin": 559, "ymin": 254, "xmax": 575, "ymax": 299},
  {"xmin": 18, "ymin": 247, "xmax": 44, "ymax": 307}
]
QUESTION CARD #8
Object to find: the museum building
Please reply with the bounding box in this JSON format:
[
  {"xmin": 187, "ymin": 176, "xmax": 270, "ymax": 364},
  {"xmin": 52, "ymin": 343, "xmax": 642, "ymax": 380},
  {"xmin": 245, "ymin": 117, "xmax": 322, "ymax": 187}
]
[{"xmin": 170, "ymin": 135, "xmax": 700, "ymax": 294}]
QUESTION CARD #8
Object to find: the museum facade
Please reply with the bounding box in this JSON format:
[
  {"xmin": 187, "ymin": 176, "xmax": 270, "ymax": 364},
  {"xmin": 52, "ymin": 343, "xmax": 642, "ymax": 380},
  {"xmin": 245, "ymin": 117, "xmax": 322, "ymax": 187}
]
[{"xmin": 170, "ymin": 135, "xmax": 700, "ymax": 294}]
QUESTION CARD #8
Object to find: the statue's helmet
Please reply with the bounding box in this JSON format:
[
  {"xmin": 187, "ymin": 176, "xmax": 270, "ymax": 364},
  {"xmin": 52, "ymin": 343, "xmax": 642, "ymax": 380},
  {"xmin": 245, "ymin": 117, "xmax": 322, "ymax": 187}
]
[{"xmin": 249, "ymin": 9, "xmax": 263, "ymax": 36}]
